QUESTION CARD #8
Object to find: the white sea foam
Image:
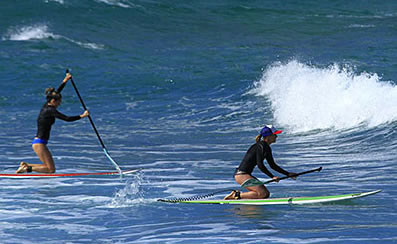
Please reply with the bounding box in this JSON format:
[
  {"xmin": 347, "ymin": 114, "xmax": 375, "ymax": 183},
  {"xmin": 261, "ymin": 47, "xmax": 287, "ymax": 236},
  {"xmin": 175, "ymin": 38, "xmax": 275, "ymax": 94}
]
[
  {"xmin": 251, "ymin": 60, "xmax": 397, "ymax": 132},
  {"xmin": 44, "ymin": 0, "xmax": 64, "ymax": 4},
  {"xmin": 2, "ymin": 24, "xmax": 104, "ymax": 50},
  {"xmin": 63, "ymin": 37, "xmax": 105, "ymax": 50},
  {"xmin": 95, "ymin": 0, "xmax": 138, "ymax": 8},
  {"xmin": 4, "ymin": 24, "xmax": 58, "ymax": 41},
  {"xmin": 348, "ymin": 24, "xmax": 376, "ymax": 28}
]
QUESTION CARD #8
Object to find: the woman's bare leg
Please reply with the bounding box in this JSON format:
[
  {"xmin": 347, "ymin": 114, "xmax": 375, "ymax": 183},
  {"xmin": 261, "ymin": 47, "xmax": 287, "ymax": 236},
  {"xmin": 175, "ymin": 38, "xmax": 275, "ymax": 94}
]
[
  {"xmin": 234, "ymin": 174, "xmax": 270, "ymax": 199},
  {"xmin": 16, "ymin": 144, "xmax": 56, "ymax": 173}
]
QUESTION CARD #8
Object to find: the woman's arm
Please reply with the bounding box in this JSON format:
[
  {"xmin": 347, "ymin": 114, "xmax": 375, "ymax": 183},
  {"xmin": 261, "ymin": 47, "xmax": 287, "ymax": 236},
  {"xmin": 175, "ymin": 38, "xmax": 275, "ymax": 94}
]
[
  {"xmin": 265, "ymin": 146, "xmax": 290, "ymax": 176},
  {"xmin": 56, "ymin": 73, "xmax": 72, "ymax": 94},
  {"xmin": 256, "ymin": 143, "xmax": 275, "ymax": 178},
  {"xmin": 55, "ymin": 110, "xmax": 89, "ymax": 122},
  {"xmin": 55, "ymin": 110, "xmax": 81, "ymax": 122}
]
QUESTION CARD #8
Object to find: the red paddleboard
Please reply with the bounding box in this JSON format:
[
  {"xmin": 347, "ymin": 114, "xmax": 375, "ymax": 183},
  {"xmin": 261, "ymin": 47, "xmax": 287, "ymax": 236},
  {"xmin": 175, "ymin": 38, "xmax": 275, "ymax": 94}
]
[{"xmin": 0, "ymin": 169, "xmax": 138, "ymax": 178}]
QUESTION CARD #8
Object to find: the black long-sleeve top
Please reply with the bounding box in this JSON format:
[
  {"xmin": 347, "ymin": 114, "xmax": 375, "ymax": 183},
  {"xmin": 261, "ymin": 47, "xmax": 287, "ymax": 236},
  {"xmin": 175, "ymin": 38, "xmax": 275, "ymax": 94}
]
[
  {"xmin": 36, "ymin": 82, "xmax": 81, "ymax": 141},
  {"xmin": 237, "ymin": 141, "xmax": 290, "ymax": 178}
]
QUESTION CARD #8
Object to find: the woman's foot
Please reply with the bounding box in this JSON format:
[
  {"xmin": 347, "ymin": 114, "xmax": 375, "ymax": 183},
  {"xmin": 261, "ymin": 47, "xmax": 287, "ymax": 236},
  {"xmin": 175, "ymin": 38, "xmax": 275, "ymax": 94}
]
[
  {"xmin": 16, "ymin": 162, "xmax": 29, "ymax": 173},
  {"xmin": 224, "ymin": 190, "xmax": 241, "ymax": 200}
]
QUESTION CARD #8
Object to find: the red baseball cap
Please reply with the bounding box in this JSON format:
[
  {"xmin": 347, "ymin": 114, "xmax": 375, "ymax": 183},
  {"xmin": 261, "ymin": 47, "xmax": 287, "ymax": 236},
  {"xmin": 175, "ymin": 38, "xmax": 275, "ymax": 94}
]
[{"xmin": 260, "ymin": 125, "xmax": 282, "ymax": 137}]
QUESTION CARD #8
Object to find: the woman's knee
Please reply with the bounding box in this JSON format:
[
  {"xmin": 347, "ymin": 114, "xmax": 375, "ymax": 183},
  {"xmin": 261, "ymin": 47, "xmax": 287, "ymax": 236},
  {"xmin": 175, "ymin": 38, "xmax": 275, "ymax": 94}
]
[
  {"xmin": 33, "ymin": 144, "xmax": 55, "ymax": 171},
  {"xmin": 44, "ymin": 157, "xmax": 56, "ymax": 173},
  {"xmin": 257, "ymin": 189, "xmax": 270, "ymax": 199},
  {"xmin": 47, "ymin": 165, "xmax": 56, "ymax": 173}
]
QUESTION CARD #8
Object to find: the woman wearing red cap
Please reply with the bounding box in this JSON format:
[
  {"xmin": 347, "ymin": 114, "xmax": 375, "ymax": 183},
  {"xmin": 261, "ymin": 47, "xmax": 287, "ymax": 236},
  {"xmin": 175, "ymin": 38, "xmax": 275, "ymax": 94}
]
[{"xmin": 224, "ymin": 125, "xmax": 296, "ymax": 200}]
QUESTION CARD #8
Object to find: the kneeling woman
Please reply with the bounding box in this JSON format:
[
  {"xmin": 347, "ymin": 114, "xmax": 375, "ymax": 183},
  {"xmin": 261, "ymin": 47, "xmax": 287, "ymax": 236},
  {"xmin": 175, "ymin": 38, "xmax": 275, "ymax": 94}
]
[
  {"xmin": 16, "ymin": 73, "xmax": 89, "ymax": 174},
  {"xmin": 224, "ymin": 125, "xmax": 297, "ymax": 200}
]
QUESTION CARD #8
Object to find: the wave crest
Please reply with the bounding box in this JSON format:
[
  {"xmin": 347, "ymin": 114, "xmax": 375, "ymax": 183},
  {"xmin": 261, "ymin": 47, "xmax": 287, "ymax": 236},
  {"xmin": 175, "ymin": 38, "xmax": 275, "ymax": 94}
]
[
  {"xmin": 3, "ymin": 24, "xmax": 58, "ymax": 41},
  {"xmin": 252, "ymin": 60, "xmax": 397, "ymax": 132}
]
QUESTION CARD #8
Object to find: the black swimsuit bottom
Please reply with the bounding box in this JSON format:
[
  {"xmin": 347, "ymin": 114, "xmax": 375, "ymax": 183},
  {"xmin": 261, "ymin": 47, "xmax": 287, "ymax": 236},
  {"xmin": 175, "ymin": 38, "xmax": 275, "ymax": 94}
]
[{"xmin": 234, "ymin": 168, "xmax": 250, "ymax": 175}]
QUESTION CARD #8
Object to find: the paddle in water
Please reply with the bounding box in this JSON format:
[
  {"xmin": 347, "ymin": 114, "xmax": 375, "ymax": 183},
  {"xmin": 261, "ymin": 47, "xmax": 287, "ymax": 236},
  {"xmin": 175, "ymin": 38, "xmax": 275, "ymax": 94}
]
[{"xmin": 66, "ymin": 69, "xmax": 122, "ymax": 175}]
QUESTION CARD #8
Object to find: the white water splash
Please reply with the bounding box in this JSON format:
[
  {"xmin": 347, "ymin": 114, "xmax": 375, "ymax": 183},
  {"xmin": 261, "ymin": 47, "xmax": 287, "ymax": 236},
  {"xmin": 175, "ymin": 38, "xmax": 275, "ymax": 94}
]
[
  {"xmin": 107, "ymin": 172, "xmax": 147, "ymax": 208},
  {"xmin": 251, "ymin": 60, "xmax": 397, "ymax": 132}
]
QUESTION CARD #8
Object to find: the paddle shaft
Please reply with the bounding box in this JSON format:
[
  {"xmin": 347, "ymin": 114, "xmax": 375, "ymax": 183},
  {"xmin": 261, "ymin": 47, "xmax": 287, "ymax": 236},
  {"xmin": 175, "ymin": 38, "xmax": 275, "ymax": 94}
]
[
  {"xmin": 263, "ymin": 167, "xmax": 322, "ymax": 184},
  {"xmin": 66, "ymin": 70, "xmax": 122, "ymax": 174},
  {"xmin": 69, "ymin": 77, "xmax": 105, "ymax": 148}
]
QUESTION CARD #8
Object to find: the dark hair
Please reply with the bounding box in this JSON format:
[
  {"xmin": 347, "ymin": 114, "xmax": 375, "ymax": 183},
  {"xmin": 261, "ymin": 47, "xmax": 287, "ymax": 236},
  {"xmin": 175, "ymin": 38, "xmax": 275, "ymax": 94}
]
[
  {"xmin": 45, "ymin": 87, "xmax": 62, "ymax": 102},
  {"xmin": 256, "ymin": 134, "xmax": 262, "ymax": 143}
]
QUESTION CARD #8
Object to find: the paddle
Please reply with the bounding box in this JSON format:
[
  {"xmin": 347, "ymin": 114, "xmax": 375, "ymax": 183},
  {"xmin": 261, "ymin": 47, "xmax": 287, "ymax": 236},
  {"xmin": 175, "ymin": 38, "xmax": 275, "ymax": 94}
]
[
  {"xmin": 242, "ymin": 166, "xmax": 323, "ymax": 187},
  {"xmin": 66, "ymin": 69, "xmax": 122, "ymax": 175},
  {"xmin": 158, "ymin": 167, "xmax": 323, "ymax": 202}
]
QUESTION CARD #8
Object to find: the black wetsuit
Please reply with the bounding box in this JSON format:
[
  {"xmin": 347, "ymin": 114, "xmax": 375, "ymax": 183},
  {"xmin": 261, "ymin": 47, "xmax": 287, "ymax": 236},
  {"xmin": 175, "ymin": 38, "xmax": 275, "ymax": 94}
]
[
  {"xmin": 236, "ymin": 141, "xmax": 290, "ymax": 178},
  {"xmin": 36, "ymin": 82, "xmax": 81, "ymax": 141}
]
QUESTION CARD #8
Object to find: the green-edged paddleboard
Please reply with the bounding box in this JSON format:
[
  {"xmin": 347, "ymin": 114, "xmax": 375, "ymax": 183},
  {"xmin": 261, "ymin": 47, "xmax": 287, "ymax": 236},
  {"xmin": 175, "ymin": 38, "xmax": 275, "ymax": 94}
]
[{"xmin": 160, "ymin": 190, "xmax": 381, "ymax": 205}]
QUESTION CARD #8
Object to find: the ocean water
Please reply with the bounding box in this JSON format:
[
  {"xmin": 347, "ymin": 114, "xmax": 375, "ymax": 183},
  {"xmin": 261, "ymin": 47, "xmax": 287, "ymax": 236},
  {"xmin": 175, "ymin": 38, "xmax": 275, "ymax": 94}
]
[{"xmin": 1, "ymin": 0, "xmax": 397, "ymax": 243}]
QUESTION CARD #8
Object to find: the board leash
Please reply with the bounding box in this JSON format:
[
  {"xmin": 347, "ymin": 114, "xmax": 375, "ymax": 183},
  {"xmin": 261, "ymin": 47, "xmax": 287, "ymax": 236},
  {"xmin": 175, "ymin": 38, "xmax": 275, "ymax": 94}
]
[
  {"xmin": 158, "ymin": 167, "xmax": 322, "ymax": 203},
  {"xmin": 157, "ymin": 189, "xmax": 234, "ymax": 203}
]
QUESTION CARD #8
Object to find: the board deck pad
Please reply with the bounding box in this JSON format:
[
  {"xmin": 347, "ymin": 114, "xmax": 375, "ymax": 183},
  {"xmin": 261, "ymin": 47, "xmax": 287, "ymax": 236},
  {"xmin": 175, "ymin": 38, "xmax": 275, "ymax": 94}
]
[
  {"xmin": 159, "ymin": 190, "xmax": 381, "ymax": 205},
  {"xmin": 0, "ymin": 169, "xmax": 138, "ymax": 178}
]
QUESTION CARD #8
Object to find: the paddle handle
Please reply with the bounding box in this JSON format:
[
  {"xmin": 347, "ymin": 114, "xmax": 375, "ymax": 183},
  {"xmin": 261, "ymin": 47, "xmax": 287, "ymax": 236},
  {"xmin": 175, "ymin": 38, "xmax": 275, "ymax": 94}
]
[{"xmin": 263, "ymin": 167, "xmax": 322, "ymax": 184}]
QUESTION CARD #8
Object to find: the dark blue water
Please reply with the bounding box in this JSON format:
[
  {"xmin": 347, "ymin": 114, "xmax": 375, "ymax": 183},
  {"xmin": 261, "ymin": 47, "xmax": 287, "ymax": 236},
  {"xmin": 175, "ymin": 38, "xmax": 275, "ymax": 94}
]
[{"xmin": 1, "ymin": 0, "xmax": 396, "ymax": 243}]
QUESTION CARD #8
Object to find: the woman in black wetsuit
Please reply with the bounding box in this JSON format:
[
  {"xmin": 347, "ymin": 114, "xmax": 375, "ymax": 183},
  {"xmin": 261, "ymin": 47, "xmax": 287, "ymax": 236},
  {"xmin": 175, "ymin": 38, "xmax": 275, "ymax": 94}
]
[
  {"xmin": 224, "ymin": 125, "xmax": 297, "ymax": 200},
  {"xmin": 16, "ymin": 73, "xmax": 89, "ymax": 173}
]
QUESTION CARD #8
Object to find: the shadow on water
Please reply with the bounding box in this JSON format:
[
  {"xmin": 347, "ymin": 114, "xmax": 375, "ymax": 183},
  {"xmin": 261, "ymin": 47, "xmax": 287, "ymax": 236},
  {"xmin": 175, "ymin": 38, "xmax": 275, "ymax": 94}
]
[{"xmin": 225, "ymin": 205, "xmax": 286, "ymax": 220}]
